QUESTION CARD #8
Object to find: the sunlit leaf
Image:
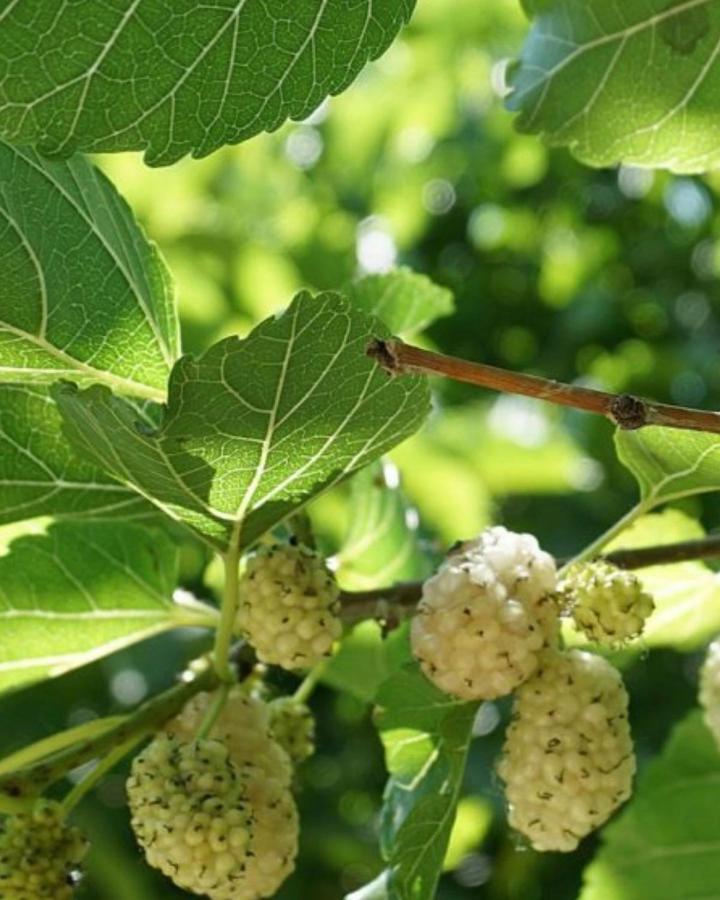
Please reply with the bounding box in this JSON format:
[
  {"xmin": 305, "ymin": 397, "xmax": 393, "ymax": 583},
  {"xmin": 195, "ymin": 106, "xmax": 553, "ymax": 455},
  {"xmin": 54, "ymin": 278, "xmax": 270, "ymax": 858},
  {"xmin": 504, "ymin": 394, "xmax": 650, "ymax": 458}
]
[
  {"xmin": 55, "ymin": 293, "xmax": 430, "ymax": 550},
  {"xmin": 0, "ymin": 520, "xmax": 216, "ymax": 694},
  {"xmin": 346, "ymin": 269, "xmax": 453, "ymax": 337},
  {"xmin": 581, "ymin": 712, "xmax": 720, "ymax": 900},
  {"xmin": 323, "ymin": 622, "xmax": 412, "ymax": 704},
  {"xmin": 0, "ymin": 1, "xmax": 415, "ymax": 166},
  {"xmin": 0, "ymin": 143, "xmax": 178, "ymax": 397},
  {"xmin": 509, "ymin": 1, "xmax": 720, "ymax": 173}
]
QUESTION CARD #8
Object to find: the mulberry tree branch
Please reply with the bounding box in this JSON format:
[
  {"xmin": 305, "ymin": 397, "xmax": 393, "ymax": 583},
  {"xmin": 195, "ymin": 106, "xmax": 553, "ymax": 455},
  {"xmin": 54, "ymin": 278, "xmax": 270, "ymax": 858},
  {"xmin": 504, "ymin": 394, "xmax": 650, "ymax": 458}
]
[{"xmin": 367, "ymin": 339, "xmax": 720, "ymax": 435}]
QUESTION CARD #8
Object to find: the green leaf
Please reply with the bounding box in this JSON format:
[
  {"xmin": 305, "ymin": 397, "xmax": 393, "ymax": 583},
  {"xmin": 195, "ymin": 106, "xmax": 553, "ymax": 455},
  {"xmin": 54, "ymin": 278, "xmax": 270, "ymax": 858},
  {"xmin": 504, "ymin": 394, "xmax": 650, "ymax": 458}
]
[
  {"xmin": 346, "ymin": 269, "xmax": 454, "ymax": 337},
  {"xmin": 508, "ymin": 1, "xmax": 720, "ymax": 174},
  {"xmin": 323, "ymin": 622, "xmax": 412, "ymax": 704},
  {"xmin": 616, "ymin": 426, "xmax": 720, "ymax": 508},
  {"xmin": 0, "ymin": 1, "xmax": 416, "ymax": 166},
  {"xmin": 0, "ymin": 519, "xmax": 216, "ymax": 694},
  {"xmin": 581, "ymin": 712, "xmax": 720, "ymax": 900},
  {"xmin": 336, "ymin": 462, "xmax": 431, "ymax": 591},
  {"xmin": 55, "ymin": 293, "xmax": 431, "ymax": 550},
  {"xmin": 0, "ymin": 384, "xmax": 151, "ymax": 525},
  {"xmin": 376, "ymin": 664, "xmax": 477, "ymax": 900},
  {"xmin": 0, "ymin": 143, "xmax": 178, "ymax": 398}
]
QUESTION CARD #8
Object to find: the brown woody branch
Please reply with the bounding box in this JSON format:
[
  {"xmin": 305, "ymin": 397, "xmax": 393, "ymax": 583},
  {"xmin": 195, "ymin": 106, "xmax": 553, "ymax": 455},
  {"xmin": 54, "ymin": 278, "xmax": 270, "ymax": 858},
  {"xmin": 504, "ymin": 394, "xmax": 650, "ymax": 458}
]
[
  {"xmin": 340, "ymin": 534, "xmax": 720, "ymax": 623},
  {"xmin": 367, "ymin": 339, "xmax": 720, "ymax": 435}
]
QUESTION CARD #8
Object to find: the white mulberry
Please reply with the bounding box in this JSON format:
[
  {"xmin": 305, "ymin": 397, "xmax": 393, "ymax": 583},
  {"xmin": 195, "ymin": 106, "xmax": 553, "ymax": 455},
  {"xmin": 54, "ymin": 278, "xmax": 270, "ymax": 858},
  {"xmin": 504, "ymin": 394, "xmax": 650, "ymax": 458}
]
[
  {"xmin": 165, "ymin": 689, "xmax": 298, "ymax": 899},
  {"xmin": 497, "ymin": 650, "xmax": 635, "ymax": 852},
  {"xmin": 411, "ymin": 527, "xmax": 559, "ymax": 700},
  {"xmin": 0, "ymin": 800, "xmax": 88, "ymax": 899},
  {"xmin": 560, "ymin": 561, "xmax": 654, "ymax": 645},
  {"xmin": 237, "ymin": 542, "xmax": 342, "ymax": 670},
  {"xmin": 699, "ymin": 639, "xmax": 720, "ymax": 750},
  {"xmin": 268, "ymin": 698, "xmax": 315, "ymax": 766}
]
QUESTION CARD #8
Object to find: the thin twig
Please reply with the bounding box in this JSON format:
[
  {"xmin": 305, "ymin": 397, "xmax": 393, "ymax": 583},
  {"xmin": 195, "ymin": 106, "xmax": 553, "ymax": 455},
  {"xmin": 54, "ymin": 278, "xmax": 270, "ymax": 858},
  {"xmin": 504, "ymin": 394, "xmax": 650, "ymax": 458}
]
[
  {"xmin": 367, "ymin": 339, "xmax": 720, "ymax": 435},
  {"xmin": 339, "ymin": 533, "xmax": 720, "ymax": 622}
]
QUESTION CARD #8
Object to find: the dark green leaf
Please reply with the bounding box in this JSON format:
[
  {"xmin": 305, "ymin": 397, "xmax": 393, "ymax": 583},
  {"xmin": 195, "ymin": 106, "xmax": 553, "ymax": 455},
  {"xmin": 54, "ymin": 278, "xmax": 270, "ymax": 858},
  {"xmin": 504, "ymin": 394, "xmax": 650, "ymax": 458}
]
[
  {"xmin": 55, "ymin": 293, "xmax": 431, "ymax": 550},
  {"xmin": 0, "ymin": 519, "xmax": 216, "ymax": 694},
  {"xmin": 376, "ymin": 664, "xmax": 477, "ymax": 900},
  {"xmin": 581, "ymin": 712, "xmax": 720, "ymax": 900},
  {"xmin": 346, "ymin": 269, "xmax": 453, "ymax": 337},
  {"xmin": 508, "ymin": 1, "xmax": 720, "ymax": 173},
  {"xmin": 0, "ymin": 143, "xmax": 178, "ymax": 397},
  {"xmin": 0, "ymin": 1, "xmax": 415, "ymax": 166}
]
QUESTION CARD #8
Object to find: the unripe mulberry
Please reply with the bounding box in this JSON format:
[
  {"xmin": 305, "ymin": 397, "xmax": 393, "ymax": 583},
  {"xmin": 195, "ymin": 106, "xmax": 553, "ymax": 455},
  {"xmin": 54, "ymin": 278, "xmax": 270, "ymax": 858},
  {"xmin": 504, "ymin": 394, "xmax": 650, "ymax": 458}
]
[
  {"xmin": 0, "ymin": 800, "xmax": 88, "ymax": 898},
  {"xmin": 268, "ymin": 698, "xmax": 315, "ymax": 765},
  {"xmin": 497, "ymin": 650, "xmax": 635, "ymax": 852},
  {"xmin": 699, "ymin": 639, "xmax": 720, "ymax": 750},
  {"xmin": 128, "ymin": 733, "xmax": 298, "ymax": 900},
  {"xmin": 237, "ymin": 542, "xmax": 342, "ymax": 670},
  {"xmin": 560, "ymin": 561, "xmax": 654, "ymax": 645},
  {"xmin": 165, "ymin": 689, "xmax": 298, "ymax": 899},
  {"xmin": 411, "ymin": 527, "xmax": 559, "ymax": 700}
]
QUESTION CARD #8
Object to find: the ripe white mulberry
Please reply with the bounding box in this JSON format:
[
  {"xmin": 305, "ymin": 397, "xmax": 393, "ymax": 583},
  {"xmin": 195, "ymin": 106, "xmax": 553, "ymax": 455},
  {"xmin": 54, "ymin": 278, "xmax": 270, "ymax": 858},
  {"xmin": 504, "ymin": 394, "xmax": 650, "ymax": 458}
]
[
  {"xmin": 699, "ymin": 639, "xmax": 720, "ymax": 750},
  {"xmin": 268, "ymin": 698, "xmax": 315, "ymax": 766},
  {"xmin": 497, "ymin": 650, "xmax": 635, "ymax": 852},
  {"xmin": 0, "ymin": 800, "xmax": 88, "ymax": 898},
  {"xmin": 560, "ymin": 561, "xmax": 654, "ymax": 645},
  {"xmin": 411, "ymin": 527, "xmax": 559, "ymax": 700},
  {"xmin": 165, "ymin": 689, "xmax": 298, "ymax": 899},
  {"xmin": 237, "ymin": 542, "xmax": 342, "ymax": 670}
]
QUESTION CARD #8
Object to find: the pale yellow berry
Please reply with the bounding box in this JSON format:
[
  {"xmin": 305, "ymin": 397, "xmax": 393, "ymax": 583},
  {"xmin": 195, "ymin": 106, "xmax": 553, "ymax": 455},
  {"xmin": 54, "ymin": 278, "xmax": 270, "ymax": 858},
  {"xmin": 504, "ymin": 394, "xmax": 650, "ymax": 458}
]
[
  {"xmin": 0, "ymin": 800, "xmax": 87, "ymax": 899},
  {"xmin": 497, "ymin": 650, "xmax": 635, "ymax": 852},
  {"xmin": 560, "ymin": 561, "xmax": 654, "ymax": 645},
  {"xmin": 699, "ymin": 639, "xmax": 720, "ymax": 750},
  {"xmin": 411, "ymin": 527, "xmax": 559, "ymax": 700},
  {"xmin": 268, "ymin": 698, "xmax": 315, "ymax": 766},
  {"xmin": 237, "ymin": 543, "xmax": 342, "ymax": 670}
]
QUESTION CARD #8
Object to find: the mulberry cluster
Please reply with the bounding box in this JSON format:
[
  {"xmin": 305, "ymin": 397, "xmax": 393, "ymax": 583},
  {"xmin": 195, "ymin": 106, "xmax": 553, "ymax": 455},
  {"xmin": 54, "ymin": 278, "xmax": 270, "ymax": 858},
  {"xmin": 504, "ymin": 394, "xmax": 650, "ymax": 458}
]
[
  {"xmin": 411, "ymin": 527, "xmax": 559, "ymax": 700},
  {"xmin": 237, "ymin": 542, "xmax": 342, "ymax": 670},
  {"xmin": 268, "ymin": 698, "xmax": 315, "ymax": 766},
  {"xmin": 560, "ymin": 561, "xmax": 654, "ymax": 645},
  {"xmin": 164, "ymin": 689, "xmax": 298, "ymax": 899},
  {"xmin": 497, "ymin": 650, "xmax": 635, "ymax": 852},
  {"xmin": 0, "ymin": 800, "xmax": 87, "ymax": 899},
  {"xmin": 699, "ymin": 639, "xmax": 720, "ymax": 750}
]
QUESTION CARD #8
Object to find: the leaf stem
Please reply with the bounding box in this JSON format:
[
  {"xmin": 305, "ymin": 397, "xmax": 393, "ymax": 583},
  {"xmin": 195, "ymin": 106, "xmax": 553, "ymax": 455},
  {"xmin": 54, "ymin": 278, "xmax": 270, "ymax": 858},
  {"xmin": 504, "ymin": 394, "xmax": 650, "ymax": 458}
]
[
  {"xmin": 368, "ymin": 340, "xmax": 720, "ymax": 435},
  {"xmin": 293, "ymin": 661, "xmax": 328, "ymax": 705},
  {"xmin": 213, "ymin": 543, "xmax": 242, "ymax": 683}
]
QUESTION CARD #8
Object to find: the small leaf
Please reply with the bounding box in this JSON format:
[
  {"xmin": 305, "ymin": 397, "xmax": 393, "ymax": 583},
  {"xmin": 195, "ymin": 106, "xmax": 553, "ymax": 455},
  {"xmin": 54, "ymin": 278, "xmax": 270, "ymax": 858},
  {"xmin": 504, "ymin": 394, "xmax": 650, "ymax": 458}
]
[
  {"xmin": 581, "ymin": 712, "xmax": 720, "ymax": 900},
  {"xmin": 0, "ymin": 519, "xmax": 216, "ymax": 694},
  {"xmin": 346, "ymin": 871, "xmax": 390, "ymax": 900},
  {"xmin": 55, "ymin": 293, "xmax": 431, "ymax": 550},
  {"xmin": 336, "ymin": 461, "xmax": 431, "ymax": 591},
  {"xmin": 508, "ymin": 1, "xmax": 720, "ymax": 173},
  {"xmin": 322, "ymin": 622, "xmax": 412, "ymax": 704},
  {"xmin": 616, "ymin": 426, "xmax": 720, "ymax": 508},
  {"xmin": 376, "ymin": 664, "xmax": 477, "ymax": 900},
  {"xmin": 0, "ymin": 384, "xmax": 151, "ymax": 526},
  {"xmin": 0, "ymin": 1, "xmax": 415, "ymax": 166},
  {"xmin": 346, "ymin": 269, "xmax": 454, "ymax": 337},
  {"xmin": 0, "ymin": 143, "xmax": 178, "ymax": 398}
]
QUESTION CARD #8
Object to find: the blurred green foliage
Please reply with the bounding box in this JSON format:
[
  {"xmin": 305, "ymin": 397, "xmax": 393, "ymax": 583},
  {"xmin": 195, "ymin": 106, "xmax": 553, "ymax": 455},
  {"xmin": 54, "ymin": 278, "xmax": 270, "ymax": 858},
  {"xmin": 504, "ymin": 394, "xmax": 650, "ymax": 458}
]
[{"xmin": 3, "ymin": 0, "xmax": 719, "ymax": 896}]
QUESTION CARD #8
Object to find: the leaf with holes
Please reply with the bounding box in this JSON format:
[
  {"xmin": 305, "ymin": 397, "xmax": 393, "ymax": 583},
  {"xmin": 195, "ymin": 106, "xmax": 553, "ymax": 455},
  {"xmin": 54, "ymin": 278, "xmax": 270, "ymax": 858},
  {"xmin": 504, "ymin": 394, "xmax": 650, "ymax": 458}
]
[
  {"xmin": 0, "ymin": 384, "xmax": 151, "ymax": 526},
  {"xmin": 0, "ymin": 0, "xmax": 416, "ymax": 166},
  {"xmin": 375, "ymin": 664, "xmax": 477, "ymax": 900},
  {"xmin": 346, "ymin": 269, "xmax": 454, "ymax": 337},
  {"xmin": 615, "ymin": 426, "xmax": 720, "ymax": 509},
  {"xmin": 54, "ymin": 293, "xmax": 431, "ymax": 550},
  {"xmin": 0, "ymin": 143, "xmax": 178, "ymax": 398},
  {"xmin": 0, "ymin": 519, "xmax": 217, "ymax": 694},
  {"xmin": 508, "ymin": 0, "xmax": 720, "ymax": 173},
  {"xmin": 581, "ymin": 712, "xmax": 720, "ymax": 900}
]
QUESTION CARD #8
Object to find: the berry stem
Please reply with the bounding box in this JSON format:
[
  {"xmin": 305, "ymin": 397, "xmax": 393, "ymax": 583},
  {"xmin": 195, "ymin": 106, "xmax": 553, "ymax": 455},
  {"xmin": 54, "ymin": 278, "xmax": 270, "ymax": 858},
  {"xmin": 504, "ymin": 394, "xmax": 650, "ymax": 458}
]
[
  {"xmin": 293, "ymin": 662, "xmax": 328, "ymax": 705},
  {"xmin": 213, "ymin": 542, "xmax": 242, "ymax": 683},
  {"xmin": 563, "ymin": 504, "xmax": 646, "ymax": 570},
  {"xmin": 194, "ymin": 683, "xmax": 231, "ymax": 741},
  {"xmin": 368, "ymin": 339, "xmax": 720, "ymax": 435},
  {"xmin": 59, "ymin": 734, "xmax": 145, "ymax": 818}
]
